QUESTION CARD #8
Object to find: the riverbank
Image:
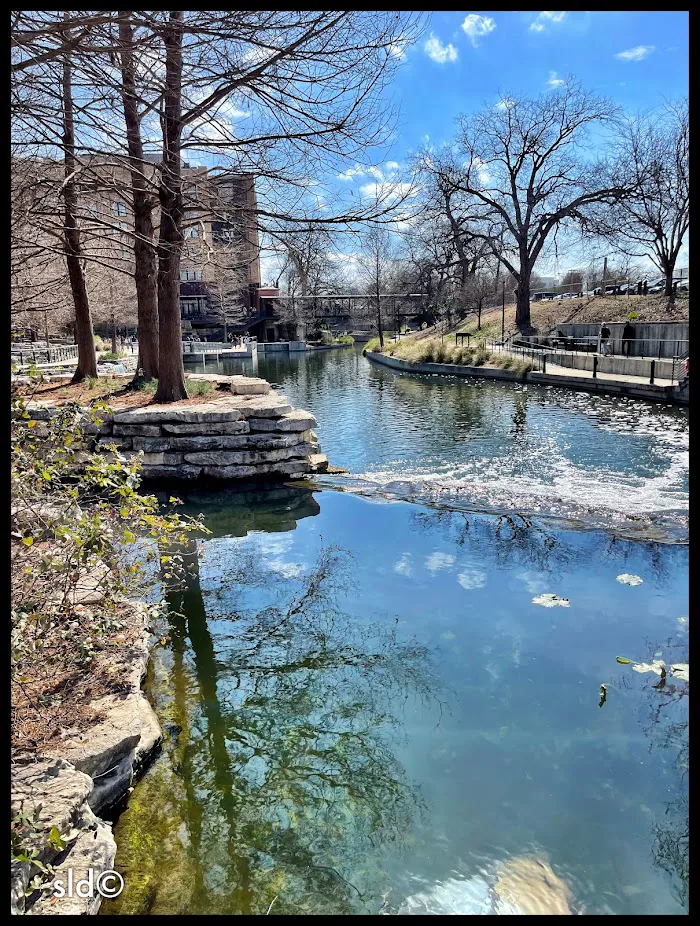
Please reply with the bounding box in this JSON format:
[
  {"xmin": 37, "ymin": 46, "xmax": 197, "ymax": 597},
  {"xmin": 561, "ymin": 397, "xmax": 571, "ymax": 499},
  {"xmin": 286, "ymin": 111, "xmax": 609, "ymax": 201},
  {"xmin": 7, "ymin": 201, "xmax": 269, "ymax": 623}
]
[
  {"xmin": 11, "ymin": 599, "xmax": 161, "ymax": 915},
  {"xmin": 365, "ymin": 350, "xmax": 688, "ymax": 406},
  {"xmin": 16, "ymin": 374, "xmax": 329, "ymax": 482}
]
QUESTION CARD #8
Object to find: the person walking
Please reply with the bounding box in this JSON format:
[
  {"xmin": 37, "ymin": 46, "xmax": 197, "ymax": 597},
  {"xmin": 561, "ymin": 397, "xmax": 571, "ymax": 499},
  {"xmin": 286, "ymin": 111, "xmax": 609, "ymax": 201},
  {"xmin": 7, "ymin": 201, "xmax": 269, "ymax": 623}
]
[
  {"xmin": 642, "ymin": 279, "xmax": 648, "ymax": 296},
  {"xmin": 599, "ymin": 323, "xmax": 610, "ymax": 357},
  {"xmin": 621, "ymin": 321, "xmax": 635, "ymax": 358},
  {"xmin": 636, "ymin": 280, "xmax": 643, "ymax": 296}
]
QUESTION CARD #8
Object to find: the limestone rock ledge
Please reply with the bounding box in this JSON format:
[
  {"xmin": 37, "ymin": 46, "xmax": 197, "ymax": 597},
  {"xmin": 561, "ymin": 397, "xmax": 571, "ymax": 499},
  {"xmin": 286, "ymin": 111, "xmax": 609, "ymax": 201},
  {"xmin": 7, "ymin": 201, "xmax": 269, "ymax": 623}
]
[
  {"xmin": 23, "ymin": 378, "xmax": 330, "ymax": 482},
  {"xmin": 11, "ymin": 603, "xmax": 161, "ymax": 916}
]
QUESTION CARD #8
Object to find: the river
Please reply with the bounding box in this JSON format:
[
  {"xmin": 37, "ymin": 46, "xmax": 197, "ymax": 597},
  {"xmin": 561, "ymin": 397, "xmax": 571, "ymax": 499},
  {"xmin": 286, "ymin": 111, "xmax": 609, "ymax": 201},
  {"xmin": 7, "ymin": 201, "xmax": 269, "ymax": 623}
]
[{"xmin": 103, "ymin": 346, "xmax": 688, "ymax": 915}]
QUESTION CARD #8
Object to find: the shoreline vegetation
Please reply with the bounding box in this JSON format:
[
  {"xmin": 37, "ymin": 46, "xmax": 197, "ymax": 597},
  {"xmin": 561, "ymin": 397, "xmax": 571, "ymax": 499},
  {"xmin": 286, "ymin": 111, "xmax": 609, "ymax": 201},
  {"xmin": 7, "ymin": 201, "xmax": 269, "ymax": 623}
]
[{"xmin": 363, "ymin": 336, "xmax": 536, "ymax": 375}]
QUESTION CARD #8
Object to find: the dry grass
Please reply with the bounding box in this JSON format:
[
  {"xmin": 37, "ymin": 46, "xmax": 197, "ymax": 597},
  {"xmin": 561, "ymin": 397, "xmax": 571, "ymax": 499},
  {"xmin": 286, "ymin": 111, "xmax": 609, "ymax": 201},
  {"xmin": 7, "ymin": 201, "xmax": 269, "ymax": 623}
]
[{"xmin": 457, "ymin": 293, "xmax": 689, "ymax": 340}]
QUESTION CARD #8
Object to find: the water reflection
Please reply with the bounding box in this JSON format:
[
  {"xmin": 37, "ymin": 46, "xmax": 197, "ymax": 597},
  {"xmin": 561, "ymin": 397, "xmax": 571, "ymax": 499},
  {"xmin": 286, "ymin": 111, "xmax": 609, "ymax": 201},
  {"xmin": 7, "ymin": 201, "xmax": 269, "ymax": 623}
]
[
  {"xmin": 607, "ymin": 626, "xmax": 689, "ymax": 909},
  {"xmin": 104, "ymin": 493, "xmax": 437, "ymax": 915},
  {"xmin": 104, "ymin": 488, "xmax": 687, "ymax": 916}
]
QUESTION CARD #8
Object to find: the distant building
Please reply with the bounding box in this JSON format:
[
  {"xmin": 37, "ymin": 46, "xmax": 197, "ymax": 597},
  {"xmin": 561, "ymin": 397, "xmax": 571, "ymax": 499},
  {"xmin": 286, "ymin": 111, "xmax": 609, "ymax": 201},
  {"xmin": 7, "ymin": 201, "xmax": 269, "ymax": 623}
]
[{"xmin": 15, "ymin": 155, "xmax": 288, "ymax": 341}]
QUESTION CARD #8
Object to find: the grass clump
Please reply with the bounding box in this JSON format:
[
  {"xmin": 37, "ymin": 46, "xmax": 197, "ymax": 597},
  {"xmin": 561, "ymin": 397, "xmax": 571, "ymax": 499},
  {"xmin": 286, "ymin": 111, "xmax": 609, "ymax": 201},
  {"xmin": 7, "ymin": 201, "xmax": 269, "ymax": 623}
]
[
  {"xmin": 135, "ymin": 377, "xmax": 158, "ymax": 394},
  {"xmin": 337, "ymin": 335, "xmax": 355, "ymax": 345},
  {"xmin": 363, "ymin": 337, "xmax": 382, "ymax": 354},
  {"xmin": 186, "ymin": 379, "xmax": 215, "ymax": 397},
  {"xmin": 99, "ymin": 350, "xmax": 126, "ymax": 361}
]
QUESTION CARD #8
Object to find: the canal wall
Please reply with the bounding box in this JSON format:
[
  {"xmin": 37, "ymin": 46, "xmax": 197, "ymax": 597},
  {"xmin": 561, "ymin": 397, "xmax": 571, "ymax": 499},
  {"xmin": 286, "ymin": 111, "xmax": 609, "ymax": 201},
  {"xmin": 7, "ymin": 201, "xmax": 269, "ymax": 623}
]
[
  {"xmin": 25, "ymin": 375, "xmax": 329, "ymax": 481},
  {"xmin": 544, "ymin": 321, "xmax": 689, "ymax": 359},
  {"xmin": 365, "ymin": 351, "xmax": 688, "ymax": 407}
]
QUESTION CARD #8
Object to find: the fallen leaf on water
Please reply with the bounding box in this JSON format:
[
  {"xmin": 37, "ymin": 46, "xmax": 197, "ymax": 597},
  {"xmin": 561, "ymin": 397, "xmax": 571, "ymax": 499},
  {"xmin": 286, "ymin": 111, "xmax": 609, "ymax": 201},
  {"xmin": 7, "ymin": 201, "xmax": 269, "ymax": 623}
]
[
  {"xmin": 616, "ymin": 656, "xmax": 631, "ymax": 664},
  {"xmin": 616, "ymin": 574, "xmax": 643, "ymax": 586},
  {"xmin": 670, "ymin": 663, "xmax": 689, "ymax": 683},
  {"xmin": 532, "ymin": 593, "xmax": 570, "ymax": 608},
  {"xmin": 632, "ymin": 660, "xmax": 665, "ymax": 676}
]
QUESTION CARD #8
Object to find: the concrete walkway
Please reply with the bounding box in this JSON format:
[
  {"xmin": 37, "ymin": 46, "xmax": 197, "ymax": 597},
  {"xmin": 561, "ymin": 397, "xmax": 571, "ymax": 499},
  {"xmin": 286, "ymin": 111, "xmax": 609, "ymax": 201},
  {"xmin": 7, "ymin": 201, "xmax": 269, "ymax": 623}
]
[{"xmin": 541, "ymin": 358, "xmax": 674, "ymax": 388}]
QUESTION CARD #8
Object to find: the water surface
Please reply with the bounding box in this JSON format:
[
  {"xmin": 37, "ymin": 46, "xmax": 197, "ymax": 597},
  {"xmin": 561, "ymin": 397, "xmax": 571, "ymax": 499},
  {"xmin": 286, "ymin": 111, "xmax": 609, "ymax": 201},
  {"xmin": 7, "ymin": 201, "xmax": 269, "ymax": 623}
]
[
  {"xmin": 189, "ymin": 346, "xmax": 688, "ymax": 540},
  {"xmin": 104, "ymin": 488, "xmax": 688, "ymax": 915}
]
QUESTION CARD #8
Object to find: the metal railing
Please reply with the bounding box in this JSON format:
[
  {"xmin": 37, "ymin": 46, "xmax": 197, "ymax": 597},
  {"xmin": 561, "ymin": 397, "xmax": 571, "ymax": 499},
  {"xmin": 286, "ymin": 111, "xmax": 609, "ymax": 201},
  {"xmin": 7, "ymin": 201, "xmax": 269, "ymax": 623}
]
[
  {"xmin": 11, "ymin": 344, "xmax": 79, "ymax": 366},
  {"xmin": 514, "ymin": 335, "xmax": 689, "ymax": 361}
]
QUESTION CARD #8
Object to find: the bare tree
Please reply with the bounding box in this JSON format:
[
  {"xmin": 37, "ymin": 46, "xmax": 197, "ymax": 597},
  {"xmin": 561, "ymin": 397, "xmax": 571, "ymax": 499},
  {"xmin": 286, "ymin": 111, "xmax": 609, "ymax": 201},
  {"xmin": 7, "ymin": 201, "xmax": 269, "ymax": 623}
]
[
  {"xmin": 587, "ymin": 101, "xmax": 688, "ymax": 300},
  {"xmin": 117, "ymin": 11, "xmax": 159, "ymax": 380},
  {"xmin": 357, "ymin": 214, "xmax": 399, "ymax": 348},
  {"xmin": 61, "ymin": 15, "xmax": 97, "ymax": 382},
  {"xmin": 436, "ymin": 80, "xmax": 630, "ymax": 331}
]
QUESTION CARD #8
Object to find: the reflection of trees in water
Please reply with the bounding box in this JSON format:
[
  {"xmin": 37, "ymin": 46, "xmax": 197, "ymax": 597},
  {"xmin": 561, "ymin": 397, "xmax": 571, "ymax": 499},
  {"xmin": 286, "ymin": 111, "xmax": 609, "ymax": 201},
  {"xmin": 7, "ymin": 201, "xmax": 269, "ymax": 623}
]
[
  {"xmin": 110, "ymin": 538, "xmax": 436, "ymax": 915},
  {"xmin": 410, "ymin": 507, "xmax": 568, "ymax": 575},
  {"xmin": 409, "ymin": 506, "xmax": 680, "ymax": 587},
  {"xmin": 609, "ymin": 632, "xmax": 688, "ymax": 911}
]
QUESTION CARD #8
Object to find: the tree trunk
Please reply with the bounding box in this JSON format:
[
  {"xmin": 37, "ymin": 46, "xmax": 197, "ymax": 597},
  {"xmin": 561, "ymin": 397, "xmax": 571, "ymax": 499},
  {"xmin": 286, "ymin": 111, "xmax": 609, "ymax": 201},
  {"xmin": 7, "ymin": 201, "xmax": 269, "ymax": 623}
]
[
  {"xmin": 514, "ymin": 272, "xmax": 531, "ymax": 331},
  {"xmin": 664, "ymin": 262, "xmax": 674, "ymax": 300},
  {"xmin": 62, "ymin": 25, "xmax": 97, "ymax": 383},
  {"xmin": 118, "ymin": 12, "xmax": 159, "ymax": 382},
  {"xmin": 155, "ymin": 12, "xmax": 187, "ymax": 403}
]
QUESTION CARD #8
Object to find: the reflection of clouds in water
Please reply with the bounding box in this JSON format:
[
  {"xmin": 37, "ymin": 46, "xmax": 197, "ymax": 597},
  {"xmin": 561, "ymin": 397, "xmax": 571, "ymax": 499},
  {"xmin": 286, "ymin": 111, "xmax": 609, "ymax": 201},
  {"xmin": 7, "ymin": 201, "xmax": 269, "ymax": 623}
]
[
  {"xmin": 517, "ymin": 570, "xmax": 545, "ymax": 594},
  {"xmin": 425, "ymin": 551, "xmax": 456, "ymax": 574},
  {"xmin": 252, "ymin": 534, "xmax": 294, "ymax": 556},
  {"xmin": 457, "ymin": 567, "xmax": 487, "ymax": 590},
  {"xmin": 394, "ymin": 553, "xmax": 413, "ymax": 577},
  {"xmin": 267, "ymin": 560, "xmax": 307, "ymax": 578}
]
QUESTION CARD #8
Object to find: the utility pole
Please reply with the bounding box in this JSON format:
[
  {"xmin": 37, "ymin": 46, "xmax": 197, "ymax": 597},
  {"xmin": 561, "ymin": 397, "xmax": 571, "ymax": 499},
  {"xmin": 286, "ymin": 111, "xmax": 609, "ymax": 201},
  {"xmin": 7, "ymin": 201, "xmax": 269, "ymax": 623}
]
[
  {"xmin": 43, "ymin": 310, "xmax": 50, "ymax": 349},
  {"xmin": 602, "ymin": 256, "xmax": 608, "ymax": 291},
  {"xmin": 501, "ymin": 281, "xmax": 506, "ymax": 342}
]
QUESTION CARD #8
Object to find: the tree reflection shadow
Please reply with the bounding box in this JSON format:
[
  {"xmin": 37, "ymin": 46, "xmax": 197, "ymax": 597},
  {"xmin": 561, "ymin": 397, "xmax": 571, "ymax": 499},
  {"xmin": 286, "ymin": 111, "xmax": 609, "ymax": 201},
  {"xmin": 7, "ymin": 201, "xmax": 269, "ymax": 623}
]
[
  {"xmin": 106, "ymin": 532, "xmax": 436, "ymax": 916},
  {"xmin": 609, "ymin": 631, "xmax": 688, "ymax": 910}
]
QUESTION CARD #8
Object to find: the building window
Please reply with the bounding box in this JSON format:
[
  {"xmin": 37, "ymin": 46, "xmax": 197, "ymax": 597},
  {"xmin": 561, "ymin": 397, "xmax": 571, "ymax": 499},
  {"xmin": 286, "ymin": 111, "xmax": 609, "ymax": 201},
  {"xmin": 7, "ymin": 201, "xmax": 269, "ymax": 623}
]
[
  {"xmin": 180, "ymin": 269, "xmax": 203, "ymax": 282},
  {"xmin": 112, "ymin": 201, "xmax": 127, "ymax": 217},
  {"xmin": 184, "ymin": 225, "xmax": 200, "ymax": 239},
  {"xmin": 181, "ymin": 298, "xmax": 204, "ymax": 318}
]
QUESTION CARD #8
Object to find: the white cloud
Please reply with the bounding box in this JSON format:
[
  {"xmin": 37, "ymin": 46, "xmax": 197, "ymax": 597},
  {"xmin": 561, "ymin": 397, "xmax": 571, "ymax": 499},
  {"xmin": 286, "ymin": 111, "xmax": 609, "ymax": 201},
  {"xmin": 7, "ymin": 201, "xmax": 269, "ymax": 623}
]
[
  {"xmin": 389, "ymin": 42, "xmax": 407, "ymax": 60},
  {"xmin": 337, "ymin": 163, "xmax": 386, "ymax": 182},
  {"xmin": 457, "ymin": 567, "xmax": 487, "ymax": 591},
  {"xmin": 425, "ymin": 551, "xmax": 456, "ymax": 575},
  {"xmin": 424, "ymin": 33, "xmax": 458, "ymax": 64},
  {"xmin": 461, "ymin": 14, "xmax": 496, "ymax": 46},
  {"xmin": 359, "ymin": 180, "xmax": 413, "ymax": 202},
  {"xmin": 337, "ymin": 163, "xmax": 367, "ymax": 181},
  {"xmin": 615, "ymin": 45, "xmax": 655, "ymax": 62},
  {"xmin": 530, "ymin": 11, "xmax": 567, "ymax": 33},
  {"xmin": 495, "ymin": 97, "xmax": 514, "ymax": 110},
  {"xmin": 546, "ymin": 70, "xmax": 566, "ymax": 88},
  {"xmin": 385, "ymin": 160, "xmax": 400, "ymax": 171},
  {"xmin": 394, "ymin": 553, "xmax": 413, "ymax": 577}
]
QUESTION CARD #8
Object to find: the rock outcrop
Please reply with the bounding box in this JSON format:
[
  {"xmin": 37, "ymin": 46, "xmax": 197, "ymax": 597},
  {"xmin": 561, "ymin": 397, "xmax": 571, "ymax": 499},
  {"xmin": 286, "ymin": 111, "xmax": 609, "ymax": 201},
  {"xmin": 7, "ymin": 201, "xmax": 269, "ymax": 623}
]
[
  {"xmin": 23, "ymin": 375, "xmax": 329, "ymax": 482},
  {"xmin": 11, "ymin": 604, "xmax": 161, "ymax": 916}
]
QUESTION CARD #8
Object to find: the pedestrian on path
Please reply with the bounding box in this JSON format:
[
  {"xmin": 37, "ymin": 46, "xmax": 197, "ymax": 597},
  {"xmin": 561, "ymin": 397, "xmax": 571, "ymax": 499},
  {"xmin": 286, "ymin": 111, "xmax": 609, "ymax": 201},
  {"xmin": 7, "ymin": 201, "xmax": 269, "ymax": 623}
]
[
  {"xmin": 599, "ymin": 323, "xmax": 611, "ymax": 357},
  {"xmin": 622, "ymin": 321, "xmax": 635, "ymax": 357},
  {"xmin": 642, "ymin": 279, "xmax": 648, "ymax": 296}
]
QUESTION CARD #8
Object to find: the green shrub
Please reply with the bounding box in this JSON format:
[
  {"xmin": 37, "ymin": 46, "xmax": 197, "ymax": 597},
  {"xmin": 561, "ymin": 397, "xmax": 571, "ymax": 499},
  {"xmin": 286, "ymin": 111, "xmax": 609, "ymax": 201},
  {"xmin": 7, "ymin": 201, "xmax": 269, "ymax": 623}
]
[
  {"xmin": 135, "ymin": 378, "xmax": 158, "ymax": 393},
  {"xmin": 186, "ymin": 379, "xmax": 214, "ymax": 397},
  {"xmin": 337, "ymin": 335, "xmax": 355, "ymax": 345},
  {"xmin": 11, "ymin": 377, "xmax": 207, "ymax": 751},
  {"xmin": 98, "ymin": 350, "xmax": 126, "ymax": 361},
  {"xmin": 363, "ymin": 337, "xmax": 382, "ymax": 354}
]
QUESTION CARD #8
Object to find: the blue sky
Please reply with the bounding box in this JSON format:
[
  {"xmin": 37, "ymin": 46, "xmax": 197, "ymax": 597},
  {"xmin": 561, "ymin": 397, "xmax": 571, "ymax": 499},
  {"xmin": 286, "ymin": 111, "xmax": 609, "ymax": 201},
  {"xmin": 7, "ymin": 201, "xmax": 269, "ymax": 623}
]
[{"xmin": 389, "ymin": 10, "xmax": 688, "ymax": 162}]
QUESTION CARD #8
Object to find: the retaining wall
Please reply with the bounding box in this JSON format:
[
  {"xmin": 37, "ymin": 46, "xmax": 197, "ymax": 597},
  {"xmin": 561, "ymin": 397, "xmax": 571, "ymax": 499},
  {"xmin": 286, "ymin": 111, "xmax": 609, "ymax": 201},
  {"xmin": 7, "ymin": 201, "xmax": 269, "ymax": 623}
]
[
  {"xmin": 365, "ymin": 351, "xmax": 688, "ymax": 406},
  {"xmin": 25, "ymin": 375, "xmax": 329, "ymax": 481},
  {"xmin": 551, "ymin": 322, "xmax": 689, "ymax": 359}
]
